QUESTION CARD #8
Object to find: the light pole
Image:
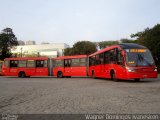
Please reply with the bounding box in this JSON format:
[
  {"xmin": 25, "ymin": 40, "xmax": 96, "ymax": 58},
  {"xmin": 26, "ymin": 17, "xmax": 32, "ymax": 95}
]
[{"xmin": 20, "ymin": 47, "xmax": 23, "ymax": 57}]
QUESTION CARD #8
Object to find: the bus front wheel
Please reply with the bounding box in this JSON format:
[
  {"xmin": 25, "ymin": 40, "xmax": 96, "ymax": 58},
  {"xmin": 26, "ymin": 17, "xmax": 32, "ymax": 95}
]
[
  {"xmin": 57, "ymin": 71, "xmax": 63, "ymax": 78},
  {"xmin": 18, "ymin": 72, "xmax": 26, "ymax": 78},
  {"xmin": 134, "ymin": 78, "xmax": 140, "ymax": 82}
]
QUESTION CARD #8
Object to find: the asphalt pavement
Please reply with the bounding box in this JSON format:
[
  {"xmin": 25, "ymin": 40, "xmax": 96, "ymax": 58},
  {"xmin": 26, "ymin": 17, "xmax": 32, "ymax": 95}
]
[{"xmin": 0, "ymin": 76, "xmax": 160, "ymax": 114}]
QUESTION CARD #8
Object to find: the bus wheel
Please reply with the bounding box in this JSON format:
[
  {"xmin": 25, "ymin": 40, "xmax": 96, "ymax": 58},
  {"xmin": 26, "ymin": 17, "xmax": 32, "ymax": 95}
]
[
  {"xmin": 18, "ymin": 72, "xmax": 26, "ymax": 78},
  {"xmin": 111, "ymin": 72, "xmax": 118, "ymax": 82},
  {"xmin": 57, "ymin": 71, "xmax": 63, "ymax": 78},
  {"xmin": 134, "ymin": 78, "xmax": 140, "ymax": 82},
  {"xmin": 92, "ymin": 71, "xmax": 96, "ymax": 79}
]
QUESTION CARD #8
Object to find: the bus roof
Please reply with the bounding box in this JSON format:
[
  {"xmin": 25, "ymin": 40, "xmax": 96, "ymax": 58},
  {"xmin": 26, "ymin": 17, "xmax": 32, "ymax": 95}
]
[
  {"xmin": 54, "ymin": 55, "xmax": 87, "ymax": 60},
  {"xmin": 89, "ymin": 45, "xmax": 119, "ymax": 57},
  {"xmin": 119, "ymin": 43, "xmax": 146, "ymax": 49},
  {"xmin": 4, "ymin": 57, "xmax": 48, "ymax": 60},
  {"xmin": 89, "ymin": 43, "xmax": 147, "ymax": 57}
]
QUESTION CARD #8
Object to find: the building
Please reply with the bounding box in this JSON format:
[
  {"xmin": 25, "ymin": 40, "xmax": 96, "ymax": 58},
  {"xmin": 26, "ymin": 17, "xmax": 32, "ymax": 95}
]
[
  {"xmin": 26, "ymin": 40, "xmax": 36, "ymax": 45},
  {"xmin": 11, "ymin": 43, "xmax": 70, "ymax": 58},
  {"xmin": 41, "ymin": 42, "xmax": 50, "ymax": 44},
  {"xmin": 18, "ymin": 40, "xmax": 25, "ymax": 45}
]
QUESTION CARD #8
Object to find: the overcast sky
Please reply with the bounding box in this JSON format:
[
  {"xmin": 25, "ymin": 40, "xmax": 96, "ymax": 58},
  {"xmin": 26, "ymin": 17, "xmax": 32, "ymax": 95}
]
[{"xmin": 0, "ymin": 0, "xmax": 160, "ymax": 46}]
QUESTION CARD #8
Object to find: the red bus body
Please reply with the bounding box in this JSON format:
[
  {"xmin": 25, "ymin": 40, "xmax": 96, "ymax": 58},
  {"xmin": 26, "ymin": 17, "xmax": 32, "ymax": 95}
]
[
  {"xmin": 89, "ymin": 43, "xmax": 158, "ymax": 81},
  {"xmin": 2, "ymin": 57, "xmax": 49, "ymax": 77},
  {"xmin": 53, "ymin": 55, "xmax": 87, "ymax": 77}
]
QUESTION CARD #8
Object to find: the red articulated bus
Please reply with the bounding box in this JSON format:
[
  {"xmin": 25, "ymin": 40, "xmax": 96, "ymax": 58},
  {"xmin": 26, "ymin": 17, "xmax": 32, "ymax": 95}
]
[
  {"xmin": 1, "ymin": 43, "xmax": 158, "ymax": 81},
  {"xmin": 89, "ymin": 43, "xmax": 158, "ymax": 81},
  {"xmin": 53, "ymin": 55, "xmax": 88, "ymax": 78},
  {"xmin": 2, "ymin": 57, "xmax": 49, "ymax": 77}
]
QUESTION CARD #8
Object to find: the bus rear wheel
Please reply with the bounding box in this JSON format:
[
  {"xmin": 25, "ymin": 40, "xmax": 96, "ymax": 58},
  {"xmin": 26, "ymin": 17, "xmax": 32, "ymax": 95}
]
[
  {"xmin": 92, "ymin": 71, "xmax": 96, "ymax": 79},
  {"xmin": 111, "ymin": 72, "xmax": 118, "ymax": 82},
  {"xmin": 18, "ymin": 72, "xmax": 26, "ymax": 78},
  {"xmin": 57, "ymin": 71, "xmax": 63, "ymax": 78}
]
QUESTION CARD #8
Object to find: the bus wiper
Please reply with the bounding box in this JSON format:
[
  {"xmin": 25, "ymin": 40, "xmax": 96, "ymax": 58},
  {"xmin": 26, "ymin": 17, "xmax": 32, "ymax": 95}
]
[
  {"xmin": 138, "ymin": 54, "xmax": 152, "ymax": 66},
  {"xmin": 134, "ymin": 54, "xmax": 139, "ymax": 67}
]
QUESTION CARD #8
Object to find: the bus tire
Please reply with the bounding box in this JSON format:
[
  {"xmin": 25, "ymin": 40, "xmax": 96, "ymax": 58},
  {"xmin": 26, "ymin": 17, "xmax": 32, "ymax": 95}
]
[
  {"xmin": 92, "ymin": 71, "xmax": 96, "ymax": 79},
  {"xmin": 18, "ymin": 71, "xmax": 26, "ymax": 78},
  {"xmin": 111, "ymin": 71, "xmax": 118, "ymax": 82},
  {"xmin": 134, "ymin": 78, "xmax": 140, "ymax": 82},
  {"xmin": 57, "ymin": 71, "xmax": 63, "ymax": 78}
]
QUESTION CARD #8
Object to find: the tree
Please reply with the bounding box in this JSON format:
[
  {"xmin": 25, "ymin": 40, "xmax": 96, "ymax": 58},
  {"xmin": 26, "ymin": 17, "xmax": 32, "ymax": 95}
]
[
  {"xmin": 64, "ymin": 41, "xmax": 97, "ymax": 55},
  {"xmin": 131, "ymin": 24, "xmax": 160, "ymax": 66},
  {"xmin": 64, "ymin": 48, "xmax": 73, "ymax": 56},
  {"xmin": 120, "ymin": 38, "xmax": 137, "ymax": 43},
  {"xmin": 72, "ymin": 41, "xmax": 97, "ymax": 55},
  {"xmin": 97, "ymin": 41, "xmax": 119, "ymax": 49},
  {"xmin": 0, "ymin": 28, "xmax": 18, "ymax": 60}
]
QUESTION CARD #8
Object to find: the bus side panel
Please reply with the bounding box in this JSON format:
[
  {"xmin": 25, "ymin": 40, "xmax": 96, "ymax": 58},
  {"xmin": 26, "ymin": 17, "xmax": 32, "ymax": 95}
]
[
  {"xmin": 112, "ymin": 64, "xmax": 127, "ymax": 79},
  {"xmin": 9, "ymin": 67, "xmax": 19, "ymax": 76},
  {"xmin": 24, "ymin": 68, "xmax": 36, "ymax": 76},
  {"xmin": 53, "ymin": 67, "xmax": 64, "ymax": 76},
  {"xmin": 71, "ymin": 66, "xmax": 87, "ymax": 76},
  {"xmin": 2, "ymin": 65, "xmax": 6, "ymax": 76},
  {"xmin": 35, "ymin": 67, "xmax": 48, "ymax": 76},
  {"xmin": 95, "ymin": 64, "xmax": 109, "ymax": 78},
  {"xmin": 103, "ymin": 64, "xmax": 111, "ymax": 78},
  {"xmin": 16, "ymin": 68, "xmax": 35, "ymax": 77},
  {"xmin": 63, "ymin": 67, "xmax": 71, "ymax": 76},
  {"xmin": 94, "ymin": 65, "xmax": 100, "ymax": 77},
  {"xmin": 3, "ymin": 67, "xmax": 11, "ymax": 76}
]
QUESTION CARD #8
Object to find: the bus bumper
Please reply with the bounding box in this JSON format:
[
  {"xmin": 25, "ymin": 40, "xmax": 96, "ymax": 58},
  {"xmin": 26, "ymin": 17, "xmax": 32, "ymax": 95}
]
[{"xmin": 124, "ymin": 72, "xmax": 158, "ymax": 79}]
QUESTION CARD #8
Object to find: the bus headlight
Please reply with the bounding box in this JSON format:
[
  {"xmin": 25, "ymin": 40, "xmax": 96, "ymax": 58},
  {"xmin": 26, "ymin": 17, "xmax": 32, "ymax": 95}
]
[
  {"xmin": 126, "ymin": 67, "xmax": 135, "ymax": 72},
  {"xmin": 154, "ymin": 67, "xmax": 157, "ymax": 71}
]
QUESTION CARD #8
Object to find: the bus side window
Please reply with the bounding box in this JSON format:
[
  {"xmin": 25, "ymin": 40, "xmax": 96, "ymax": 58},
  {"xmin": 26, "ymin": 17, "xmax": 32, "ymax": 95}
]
[
  {"xmin": 110, "ymin": 49, "xmax": 116, "ymax": 63},
  {"xmin": 18, "ymin": 60, "xmax": 27, "ymax": 67},
  {"xmin": 95, "ymin": 55, "xmax": 100, "ymax": 65},
  {"xmin": 64, "ymin": 60, "xmax": 68, "ymax": 67},
  {"xmin": 27, "ymin": 60, "xmax": 35, "ymax": 67},
  {"xmin": 89, "ymin": 56, "xmax": 96, "ymax": 66},
  {"xmin": 99, "ymin": 53, "xmax": 104, "ymax": 64},
  {"xmin": 64, "ymin": 59, "xmax": 71, "ymax": 67},
  {"xmin": 36, "ymin": 60, "xmax": 44, "ymax": 67},
  {"xmin": 89, "ymin": 57, "xmax": 92, "ymax": 66},
  {"xmin": 80, "ymin": 58, "xmax": 86, "ymax": 66},
  {"xmin": 10, "ymin": 60, "xmax": 18, "ymax": 67},
  {"xmin": 117, "ymin": 50, "xmax": 124, "ymax": 65},
  {"xmin": 104, "ymin": 52, "xmax": 110, "ymax": 64},
  {"xmin": 55, "ymin": 60, "xmax": 63, "ymax": 67},
  {"xmin": 4, "ymin": 60, "xmax": 9, "ymax": 68},
  {"xmin": 71, "ymin": 58, "xmax": 80, "ymax": 67},
  {"xmin": 44, "ymin": 60, "xmax": 48, "ymax": 67}
]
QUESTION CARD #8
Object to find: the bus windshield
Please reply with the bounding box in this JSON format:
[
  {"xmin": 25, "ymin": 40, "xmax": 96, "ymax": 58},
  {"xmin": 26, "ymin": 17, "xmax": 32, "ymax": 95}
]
[{"xmin": 125, "ymin": 49, "xmax": 155, "ymax": 67}]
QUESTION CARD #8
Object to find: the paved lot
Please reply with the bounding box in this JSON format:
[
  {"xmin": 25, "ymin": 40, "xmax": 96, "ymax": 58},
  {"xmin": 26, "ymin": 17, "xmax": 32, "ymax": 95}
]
[{"xmin": 0, "ymin": 76, "xmax": 160, "ymax": 114}]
